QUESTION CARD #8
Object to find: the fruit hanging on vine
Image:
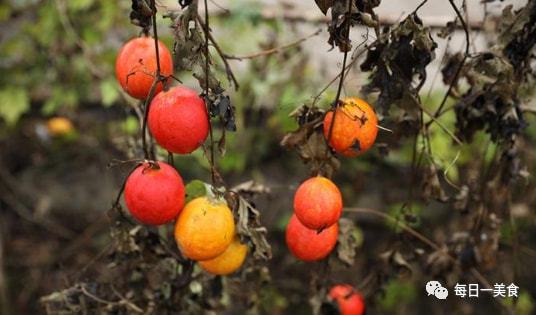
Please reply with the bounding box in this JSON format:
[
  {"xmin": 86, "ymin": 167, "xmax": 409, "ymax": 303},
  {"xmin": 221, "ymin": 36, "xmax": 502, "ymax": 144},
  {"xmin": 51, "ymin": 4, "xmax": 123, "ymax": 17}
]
[
  {"xmin": 328, "ymin": 284, "xmax": 366, "ymax": 315},
  {"xmin": 199, "ymin": 235, "xmax": 248, "ymax": 275},
  {"xmin": 124, "ymin": 162, "xmax": 185, "ymax": 225},
  {"xmin": 323, "ymin": 97, "xmax": 378, "ymax": 157},
  {"xmin": 148, "ymin": 85, "xmax": 209, "ymax": 154},
  {"xmin": 115, "ymin": 37, "xmax": 173, "ymax": 100},
  {"xmin": 286, "ymin": 214, "xmax": 338, "ymax": 261},
  {"xmin": 174, "ymin": 196, "xmax": 235, "ymax": 260},
  {"xmin": 294, "ymin": 176, "xmax": 342, "ymax": 230}
]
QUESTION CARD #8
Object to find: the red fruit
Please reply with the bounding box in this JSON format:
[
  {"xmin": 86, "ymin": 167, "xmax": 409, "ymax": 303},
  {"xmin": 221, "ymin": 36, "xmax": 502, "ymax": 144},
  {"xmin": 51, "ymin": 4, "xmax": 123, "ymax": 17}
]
[
  {"xmin": 328, "ymin": 285, "xmax": 365, "ymax": 315},
  {"xmin": 286, "ymin": 214, "xmax": 338, "ymax": 261},
  {"xmin": 115, "ymin": 37, "xmax": 173, "ymax": 100},
  {"xmin": 294, "ymin": 176, "xmax": 342, "ymax": 230},
  {"xmin": 124, "ymin": 162, "xmax": 185, "ymax": 225},
  {"xmin": 148, "ymin": 86, "xmax": 209, "ymax": 154}
]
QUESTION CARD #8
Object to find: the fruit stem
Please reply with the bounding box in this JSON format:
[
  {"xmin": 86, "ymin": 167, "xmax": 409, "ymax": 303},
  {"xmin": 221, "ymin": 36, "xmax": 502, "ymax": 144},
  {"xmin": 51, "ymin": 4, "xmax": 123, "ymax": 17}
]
[
  {"xmin": 203, "ymin": 0, "xmax": 217, "ymax": 186},
  {"xmin": 140, "ymin": 0, "xmax": 164, "ymax": 161},
  {"xmin": 320, "ymin": 0, "xmax": 353, "ymax": 176}
]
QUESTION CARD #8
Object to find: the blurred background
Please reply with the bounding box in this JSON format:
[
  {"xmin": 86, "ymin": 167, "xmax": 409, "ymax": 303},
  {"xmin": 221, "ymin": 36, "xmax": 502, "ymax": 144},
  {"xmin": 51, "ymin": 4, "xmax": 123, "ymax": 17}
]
[{"xmin": 0, "ymin": 0, "xmax": 535, "ymax": 314}]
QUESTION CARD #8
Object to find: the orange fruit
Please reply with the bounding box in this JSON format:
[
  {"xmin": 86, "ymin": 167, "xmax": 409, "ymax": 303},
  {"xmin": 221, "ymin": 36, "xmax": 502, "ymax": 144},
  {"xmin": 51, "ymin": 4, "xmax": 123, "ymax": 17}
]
[
  {"xmin": 47, "ymin": 117, "xmax": 74, "ymax": 136},
  {"xmin": 294, "ymin": 176, "xmax": 342, "ymax": 230},
  {"xmin": 286, "ymin": 214, "xmax": 338, "ymax": 261},
  {"xmin": 199, "ymin": 236, "xmax": 248, "ymax": 275},
  {"xmin": 323, "ymin": 97, "xmax": 378, "ymax": 157},
  {"xmin": 115, "ymin": 37, "xmax": 174, "ymax": 100},
  {"xmin": 328, "ymin": 284, "xmax": 366, "ymax": 315},
  {"xmin": 174, "ymin": 197, "xmax": 235, "ymax": 260}
]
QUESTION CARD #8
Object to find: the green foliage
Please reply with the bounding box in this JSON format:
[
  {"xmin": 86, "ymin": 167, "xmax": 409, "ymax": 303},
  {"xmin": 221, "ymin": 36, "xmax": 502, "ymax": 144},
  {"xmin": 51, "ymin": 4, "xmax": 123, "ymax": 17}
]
[
  {"xmin": 0, "ymin": 87, "xmax": 29, "ymax": 126},
  {"xmin": 0, "ymin": 0, "xmax": 128, "ymax": 125},
  {"xmin": 184, "ymin": 179, "xmax": 208, "ymax": 202},
  {"xmin": 377, "ymin": 279, "xmax": 417, "ymax": 311}
]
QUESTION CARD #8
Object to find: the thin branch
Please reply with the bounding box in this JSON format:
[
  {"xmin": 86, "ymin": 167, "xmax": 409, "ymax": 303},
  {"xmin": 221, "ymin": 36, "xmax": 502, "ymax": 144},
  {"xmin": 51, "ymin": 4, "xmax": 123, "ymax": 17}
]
[
  {"xmin": 320, "ymin": 0, "xmax": 353, "ymax": 176},
  {"xmin": 0, "ymin": 228, "xmax": 9, "ymax": 315},
  {"xmin": 110, "ymin": 286, "xmax": 144, "ymax": 313},
  {"xmin": 202, "ymin": 0, "xmax": 217, "ymax": 186},
  {"xmin": 196, "ymin": 14, "xmax": 240, "ymax": 90},
  {"xmin": 312, "ymin": 36, "xmax": 375, "ymax": 106},
  {"xmin": 223, "ymin": 29, "xmax": 322, "ymax": 60},
  {"xmin": 344, "ymin": 207, "xmax": 514, "ymax": 314},
  {"xmin": 428, "ymin": 0, "xmax": 470, "ymax": 125},
  {"xmin": 345, "ymin": 207, "xmax": 438, "ymax": 249}
]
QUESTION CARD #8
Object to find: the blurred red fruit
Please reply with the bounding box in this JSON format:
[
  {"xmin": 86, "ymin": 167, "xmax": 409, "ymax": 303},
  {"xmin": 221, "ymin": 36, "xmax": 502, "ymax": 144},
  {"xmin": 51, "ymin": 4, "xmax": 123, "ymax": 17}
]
[{"xmin": 329, "ymin": 284, "xmax": 365, "ymax": 315}]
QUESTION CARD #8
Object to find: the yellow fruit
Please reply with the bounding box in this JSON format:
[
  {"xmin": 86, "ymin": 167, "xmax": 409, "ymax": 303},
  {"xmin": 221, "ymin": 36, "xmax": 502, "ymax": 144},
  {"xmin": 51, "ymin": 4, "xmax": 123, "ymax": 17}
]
[
  {"xmin": 199, "ymin": 236, "xmax": 248, "ymax": 275},
  {"xmin": 174, "ymin": 197, "xmax": 235, "ymax": 260},
  {"xmin": 47, "ymin": 117, "xmax": 74, "ymax": 136}
]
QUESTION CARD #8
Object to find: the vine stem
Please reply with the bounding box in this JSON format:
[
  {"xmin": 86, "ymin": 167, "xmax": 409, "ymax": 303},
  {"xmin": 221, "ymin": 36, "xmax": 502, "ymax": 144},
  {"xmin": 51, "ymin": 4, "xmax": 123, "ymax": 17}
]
[
  {"xmin": 320, "ymin": 0, "xmax": 353, "ymax": 176},
  {"xmin": 345, "ymin": 207, "xmax": 514, "ymax": 314},
  {"xmin": 427, "ymin": 0, "xmax": 470, "ymax": 126},
  {"xmin": 140, "ymin": 0, "xmax": 164, "ymax": 161},
  {"xmin": 203, "ymin": 0, "xmax": 217, "ymax": 186}
]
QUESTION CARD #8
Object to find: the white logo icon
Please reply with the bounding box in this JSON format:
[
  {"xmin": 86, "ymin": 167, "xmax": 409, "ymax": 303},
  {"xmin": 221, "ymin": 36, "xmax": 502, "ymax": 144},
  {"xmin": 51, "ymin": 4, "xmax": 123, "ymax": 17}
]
[{"xmin": 426, "ymin": 281, "xmax": 449, "ymax": 300}]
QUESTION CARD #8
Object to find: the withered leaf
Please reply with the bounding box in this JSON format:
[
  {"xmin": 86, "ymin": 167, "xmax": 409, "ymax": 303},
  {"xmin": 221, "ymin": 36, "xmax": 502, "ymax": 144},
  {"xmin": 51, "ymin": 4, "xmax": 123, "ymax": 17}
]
[
  {"xmin": 130, "ymin": 0, "xmax": 152, "ymax": 34},
  {"xmin": 228, "ymin": 194, "xmax": 272, "ymax": 260},
  {"xmin": 421, "ymin": 163, "xmax": 448, "ymax": 203},
  {"xmin": 336, "ymin": 218, "xmax": 361, "ymax": 266},
  {"xmin": 314, "ymin": 0, "xmax": 335, "ymax": 15},
  {"xmin": 426, "ymin": 246, "xmax": 454, "ymax": 276},
  {"xmin": 379, "ymin": 249, "xmax": 413, "ymax": 276}
]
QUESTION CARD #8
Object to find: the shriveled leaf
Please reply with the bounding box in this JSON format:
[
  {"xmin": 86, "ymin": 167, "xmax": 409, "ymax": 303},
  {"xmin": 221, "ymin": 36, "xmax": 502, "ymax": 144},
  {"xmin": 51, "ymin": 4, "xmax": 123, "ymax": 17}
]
[
  {"xmin": 361, "ymin": 13, "xmax": 437, "ymax": 117},
  {"xmin": 336, "ymin": 218, "xmax": 362, "ymax": 266},
  {"xmin": 421, "ymin": 163, "xmax": 448, "ymax": 203},
  {"xmin": 314, "ymin": 0, "xmax": 334, "ymax": 15},
  {"xmin": 228, "ymin": 194, "xmax": 272, "ymax": 260},
  {"xmin": 426, "ymin": 246, "xmax": 454, "ymax": 276},
  {"xmin": 130, "ymin": 0, "xmax": 152, "ymax": 34},
  {"xmin": 379, "ymin": 249, "xmax": 413, "ymax": 276}
]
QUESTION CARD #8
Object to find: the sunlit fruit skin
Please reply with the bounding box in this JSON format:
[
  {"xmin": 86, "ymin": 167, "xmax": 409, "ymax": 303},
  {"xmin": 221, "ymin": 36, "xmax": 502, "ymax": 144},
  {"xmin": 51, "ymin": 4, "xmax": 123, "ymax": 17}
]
[
  {"xmin": 199, "ymin": 236, "xmax": 248, "ymax": 275},
  {"xmin": 294, "ymin": 176, "xmax": 342, "ymax": 230},
  {"xmin": 329, "ymin": 284, "xmax": 366, "ymax": 315},
  {"xmin": 148, "ymin": 86, "xmax": 209, "ymax": 154},
  {"xmin": 174, "ymin": 197, "xmax": 235, "ymax": 260},
  {"xmin": 115, "ymin": 37, "xmax": 173, "ymax": 100},
  {"xmin": 124, "ymin": 162, "xmax": 185, "ymax": 225},
  {"xmin": 323, "ymin": 97, "xmax": 378, "ymax": 157},
  {"xmin": 286, "ymin": 214, "xmax": 338, "ymax": 261}
]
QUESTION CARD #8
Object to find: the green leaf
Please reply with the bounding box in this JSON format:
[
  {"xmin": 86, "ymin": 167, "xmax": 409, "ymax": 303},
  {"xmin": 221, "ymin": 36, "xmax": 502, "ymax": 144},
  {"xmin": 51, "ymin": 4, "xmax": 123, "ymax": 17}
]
[
  {"xmin": 185, "ymin": 180, "xmax": 208, "ymax": 202},
  {"xmin": 0, "ymin": 88, "xmax": 30, "ymax": 126},
  {"xmin": 100, "ymin": 79, "xmax": 119, "ymax": 107}
]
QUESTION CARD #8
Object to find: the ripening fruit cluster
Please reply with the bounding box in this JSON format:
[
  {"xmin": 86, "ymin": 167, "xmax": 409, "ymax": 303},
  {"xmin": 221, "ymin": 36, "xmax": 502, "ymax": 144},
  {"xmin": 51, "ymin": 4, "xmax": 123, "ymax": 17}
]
[
  {"xmin": 286, "ymin": 176, "xmax": 342, "ymax": 261},
  {"xmin": 115, "ymin": 37, "xmax": 210, "ymax": 155},
  {"xmin": 115, "ymin": 37, "xmax": 247, "ymax": 275},
  {"xmin": 323, "ymin": 97, "xmax": 378, "ymax": 157}
]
